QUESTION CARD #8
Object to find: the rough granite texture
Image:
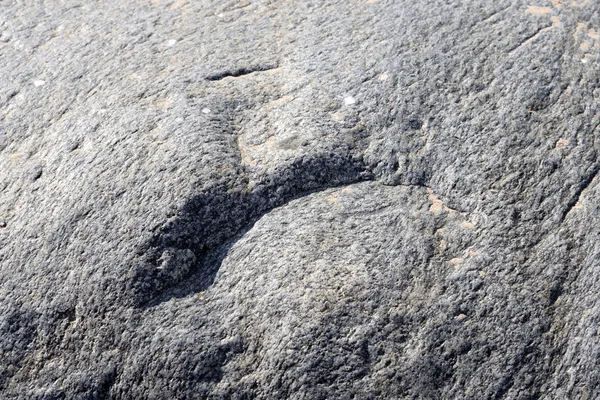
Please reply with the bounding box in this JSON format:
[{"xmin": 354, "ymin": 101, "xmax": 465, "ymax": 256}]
[{"xmin": 1, "ymin": 0, "xmax": 600, "ymax": 398}]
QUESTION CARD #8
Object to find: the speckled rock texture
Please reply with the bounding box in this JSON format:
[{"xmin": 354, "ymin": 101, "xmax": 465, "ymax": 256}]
[{"xmin": 1, "ymin": 0, "xmax": 600, "ymax": 398}]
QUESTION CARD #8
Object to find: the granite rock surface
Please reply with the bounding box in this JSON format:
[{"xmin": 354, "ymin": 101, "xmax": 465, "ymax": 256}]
[{"xmin": 1, "ymin": 0, "xmax": 600, "ymax": 398}]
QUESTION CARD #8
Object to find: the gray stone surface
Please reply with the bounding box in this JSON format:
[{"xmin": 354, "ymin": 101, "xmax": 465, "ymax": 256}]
[{"xmin": 1, "ymin": 0, "xmax": 600, "ymax": 398}]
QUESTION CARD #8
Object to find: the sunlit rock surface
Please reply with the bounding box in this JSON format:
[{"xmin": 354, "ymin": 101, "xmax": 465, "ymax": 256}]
[{"xmin": 1, "ymin": 0, "xmax": 600, "ymax": 398}]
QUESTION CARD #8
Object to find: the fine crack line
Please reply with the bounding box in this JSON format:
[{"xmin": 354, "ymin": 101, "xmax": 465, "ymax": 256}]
[
  {"xmin": 520, "ymin": 161, "xmax": 600, "ymax": 255},
  {"xmin": 206, "ymin": 63, "xmax": 279, "ymax": 81},
  {"xmin": 559, "ymin": 162, "xmax": 600, "ymax": 224},
  {"xmin": 508, "ymin": 21, "xmax": 555, "ymax": 54},
  {"xmin": 482, "ymin": 4, "xmax": 512, "ymax": 23}
]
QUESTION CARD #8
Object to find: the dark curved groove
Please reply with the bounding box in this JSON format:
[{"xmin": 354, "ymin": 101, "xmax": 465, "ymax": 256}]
[
  {"xmin": 141, "ymin": 179, "xmax": 371, "ymax": 308},
  {"xmin": 132, "ymin": 152, "xmax": 373, "ymax": 308},
  {"xmin": 206, "ymin": 63, "xmax": 279, "ymax": 81}
]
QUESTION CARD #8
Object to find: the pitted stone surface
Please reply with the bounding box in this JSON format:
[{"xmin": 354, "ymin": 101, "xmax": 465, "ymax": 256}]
[{"xmin": 1, "ymin": 0, "xmax": 600, "ymax": 398}]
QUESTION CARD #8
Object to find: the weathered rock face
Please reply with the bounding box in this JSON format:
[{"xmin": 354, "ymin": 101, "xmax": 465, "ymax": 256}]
[{"xmin": 1, "ymin": 0, "xmax": 599, "ymax": 398}]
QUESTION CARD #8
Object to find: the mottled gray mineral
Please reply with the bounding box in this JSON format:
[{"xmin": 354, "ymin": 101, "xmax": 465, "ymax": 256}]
[{"xmin": 1, "ymin": 0, "xmax": 600, "ymax": 398}]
